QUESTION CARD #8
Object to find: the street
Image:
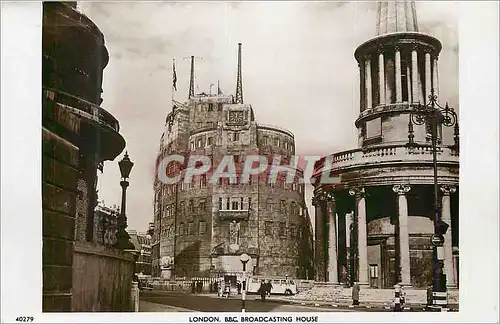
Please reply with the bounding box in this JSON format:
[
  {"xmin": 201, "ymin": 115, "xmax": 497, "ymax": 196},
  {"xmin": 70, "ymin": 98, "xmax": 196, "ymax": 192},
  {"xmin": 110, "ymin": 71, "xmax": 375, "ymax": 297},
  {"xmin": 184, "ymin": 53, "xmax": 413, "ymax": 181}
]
[{"xmin": 140, "ymin": 291, "xmax": 357, "ymax": 312}]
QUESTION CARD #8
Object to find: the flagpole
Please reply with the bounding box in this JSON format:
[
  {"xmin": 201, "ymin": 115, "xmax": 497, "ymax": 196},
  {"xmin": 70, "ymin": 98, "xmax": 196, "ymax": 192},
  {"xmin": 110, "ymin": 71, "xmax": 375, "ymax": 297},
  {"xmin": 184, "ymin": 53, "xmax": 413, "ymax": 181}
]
[{"xmin": 172, "ymin": 58, "xmax": 175, "ymax": 106}]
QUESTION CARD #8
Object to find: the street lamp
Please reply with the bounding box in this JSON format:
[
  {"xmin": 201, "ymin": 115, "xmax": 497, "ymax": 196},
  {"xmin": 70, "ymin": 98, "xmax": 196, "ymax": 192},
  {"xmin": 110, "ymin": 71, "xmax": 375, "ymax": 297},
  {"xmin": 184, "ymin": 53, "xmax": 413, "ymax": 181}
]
[
  {"xmin": 240, "ymin": 253, "xmax": 250, "ymax": 313},
  {"xmin": 406, "ymin": 89, "xmax": 459, "ymax": 310},
  {"xmin": 116, "ymin": 151, "xmax": 135, "ymax": 250}
]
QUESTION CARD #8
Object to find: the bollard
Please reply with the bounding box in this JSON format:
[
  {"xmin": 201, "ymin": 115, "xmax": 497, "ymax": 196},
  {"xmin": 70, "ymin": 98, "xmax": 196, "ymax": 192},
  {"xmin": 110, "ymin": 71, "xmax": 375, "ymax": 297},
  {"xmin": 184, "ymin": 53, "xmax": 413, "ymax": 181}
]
[
  {"xmin": 132, "ymin": 282, "xmax": 139, "ymax": 312},
  {"xmin": 392, "ymin": 284, "xmax": 402, "ymax": 312}
]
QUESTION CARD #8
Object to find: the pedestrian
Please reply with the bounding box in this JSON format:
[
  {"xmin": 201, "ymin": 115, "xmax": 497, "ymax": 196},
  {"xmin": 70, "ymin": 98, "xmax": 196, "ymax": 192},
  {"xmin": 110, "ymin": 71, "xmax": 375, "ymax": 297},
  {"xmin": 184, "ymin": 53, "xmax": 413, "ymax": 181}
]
[
  {"xmin": 426, "ymin": 285, "xmax": 433, "ymax": 307},
  {"xmin": 237, "ymin": 281, "xmax": 241, "ymax": 295},
  {"xmin": 197, "ymin": 281, "xmax": 203, "ymax": 293},
  {"xmin": 266, "ymin": 280, "xmax": 273, "ymax": 297},
  {"xmin": 352, "ymin": 282, "xmax": 360, "ymax": 306},
  {"xmin": 258, "ymin": 280, "xmax": 266, "ymax": 301},
  {"xmin": 191, "ymin": 281, "xmax": 196, "ymax": 293}
]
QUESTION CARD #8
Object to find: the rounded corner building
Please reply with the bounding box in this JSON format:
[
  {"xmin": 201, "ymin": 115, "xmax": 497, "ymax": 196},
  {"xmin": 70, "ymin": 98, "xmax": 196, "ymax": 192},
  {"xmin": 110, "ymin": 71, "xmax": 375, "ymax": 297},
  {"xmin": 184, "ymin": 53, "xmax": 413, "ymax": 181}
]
[
  {"xmin": 151, "ymin": 44, "xmax": 314, "ymax": 281},
  {"xmin": 311, "ymin": 1, "xmax": 459, "ymax": 289}
]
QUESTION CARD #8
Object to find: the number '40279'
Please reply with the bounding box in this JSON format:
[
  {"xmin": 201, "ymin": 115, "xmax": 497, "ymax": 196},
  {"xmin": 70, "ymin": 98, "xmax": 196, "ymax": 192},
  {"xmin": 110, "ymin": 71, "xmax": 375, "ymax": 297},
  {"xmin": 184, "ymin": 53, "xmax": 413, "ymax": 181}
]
[{"xmin": 15, "ymin": 316, "xmax": 34, "ymax": 322}]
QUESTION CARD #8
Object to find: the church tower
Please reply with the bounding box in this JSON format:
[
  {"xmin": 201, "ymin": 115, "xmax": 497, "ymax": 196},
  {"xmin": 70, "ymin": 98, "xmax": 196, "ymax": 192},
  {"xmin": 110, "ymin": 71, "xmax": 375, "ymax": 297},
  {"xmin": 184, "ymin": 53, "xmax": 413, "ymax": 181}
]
[{"xmin": 354, "ymin": 1, "xmax": 443, "ymax": 148}]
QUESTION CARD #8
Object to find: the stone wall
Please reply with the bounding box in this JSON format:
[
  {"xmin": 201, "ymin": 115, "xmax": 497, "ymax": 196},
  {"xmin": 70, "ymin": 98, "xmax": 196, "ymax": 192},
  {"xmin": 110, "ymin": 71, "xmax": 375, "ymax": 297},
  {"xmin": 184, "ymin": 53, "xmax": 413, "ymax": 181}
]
[
  {"xmin": 42, "ymin": 128, "xmax": 79, "ymax": 312},
  {"xmin": 72, "ymin": 242, "xmax": 135, "ymax": 311}
]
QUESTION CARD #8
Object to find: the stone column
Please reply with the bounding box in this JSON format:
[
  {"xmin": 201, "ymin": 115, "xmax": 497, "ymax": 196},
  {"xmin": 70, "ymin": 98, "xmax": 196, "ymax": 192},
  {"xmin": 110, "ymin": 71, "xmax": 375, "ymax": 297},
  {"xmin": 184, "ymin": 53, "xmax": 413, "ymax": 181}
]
[
  {"xmin": 440, "ymin": 185, "xmax": 457, "ymax": 288},
  {"xmin": 345, "ymin": 211, "xmax": 352, "ymax": 285},
  {"xmin": 365, "ymin": 56, "xmax": 373, "ymax": 109},
  {"xmin": 433, "ymin": 57, "xmax": 440, "ymax": 98},
  {"xmin": 349, "ymin": 188, "xmax": 369, "ymax": 285},
  {"xmin": 411, "ymin": 45, "xmax": 419, "ymax": 103},
  {"xmin": 378, "ymin": 49, "xmax": 386, "ymax": 106},
  {"xmin": 395, "ymin": 47, "xmax": 402, "ymax": 103},
  {"xmin": 313, "ymin": 196, "xmax": 326, "ymax": 282},
  {"xmin": 326, "ymin": 196, "xmax": 339, "ymax": 283},
  {"xmin": 393, "ymin": 184, "xmax": 412, "ymax": 286},
  {"xmin": 425, "ymin": 51, "xmax": 432, "ymax": 103}
]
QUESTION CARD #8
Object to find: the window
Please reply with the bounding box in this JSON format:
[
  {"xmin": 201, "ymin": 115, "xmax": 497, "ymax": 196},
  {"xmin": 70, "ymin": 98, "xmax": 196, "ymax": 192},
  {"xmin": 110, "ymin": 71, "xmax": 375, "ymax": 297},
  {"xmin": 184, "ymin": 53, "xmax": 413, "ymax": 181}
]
[
  {"xmin": 188, "ymin": 222, "xmax": 194, "ymax": 235},
  {"xmin": 179, "ymin": 223, "xmax": 185, "ymax": 235},
  {"xmin": 197, "ymin": 138, "xmax": 202, "ymax": 148},
  {"xmin": 200, "ymin": 175, "xmax": 207, "ymax": 188},
  {"xmin": 280, "ymin": 200, "xmax": 287, "ymax": 213},
  {"xmin": 179, "ymin": 201, "xmax": 185, "ymax": 215},
  {"xmin": 190, "ymin": 141, "xmax": 195, "ymax": 150},
  {"xmin": 207, "ymin": 137, "xmax": 213, "ymax": 146},
  {"xmin": 208, "ymin": 103, "xmax": 214, "ymax": 112},
  {"xmin": 188, "ymin": 200, "xmax": 194, "ymax": 212},
  {"xmin": 218, "ymin": 197, "xmax": 223, "ymax": 210},
  {"xmin": 263, "ymin": 136, "xmax": 269, "ymax": 145},
  {"xmin": 290, "ymin": 225, "xmax": 296, "ymax": 239},
  {"xmin": 198, "ymin": 221, "xmax": 206, "ymax": 235},
  {"xmin": 266, "ymin": 198, "xmax": 273, "ymax": 211},
  {"xmin": 232, "ymin": 200, "xmax": 239, "ymax": 210},
  {"xmin": 370, "ymin": 265, "xmax": 379, "ymax": 278},
  {"xmin": 265, "ymin": 221, "xmax": 273, "ymax": 236},
  {"xmin": 233, "ymin": 132, "xmax": 240, "ymax": 141},
  {"xmin": 199, "ymin": 199, "xmax": 206, "ymax": 212},
  {"xmin": 226, "ymin": 198, "xmax": 230, "ymax": 210},
  {"xmin": 279, "ymin": 222, "xmax": 286, "ymax": 237},
  {"xmin": 291, "ymin": 202, "xmax": 296, "ymax": 215}
]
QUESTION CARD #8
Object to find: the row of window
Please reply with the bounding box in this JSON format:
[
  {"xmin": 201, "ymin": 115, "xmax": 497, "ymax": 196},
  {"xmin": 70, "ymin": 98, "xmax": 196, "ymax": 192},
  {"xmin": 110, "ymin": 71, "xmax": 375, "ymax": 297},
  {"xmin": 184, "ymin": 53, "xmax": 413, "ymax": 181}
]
[
  {"xmin": 158, "ymin": 174, "xmax": 304, "ymax": 195},
  {"xmin": 178, "ymin": 220, "xmax": 207, "ymax": 236},
  {"xmin": 198, "ymin": 102, "xmax": 224, "ymax": 112},
  {"xmin": 190, "ymin": 131, "xmax": 241, "ymax": 150},
  {"xmin": 264, "ymin": 221, "xmax": 305, "ymax": 239},
  {"xmin": 260, "ymin": 135, "xmax": 294, "ymax": 152},
  {"xmin": 155, "ymin": 197, "xmax": 305, "ymax": 219}
]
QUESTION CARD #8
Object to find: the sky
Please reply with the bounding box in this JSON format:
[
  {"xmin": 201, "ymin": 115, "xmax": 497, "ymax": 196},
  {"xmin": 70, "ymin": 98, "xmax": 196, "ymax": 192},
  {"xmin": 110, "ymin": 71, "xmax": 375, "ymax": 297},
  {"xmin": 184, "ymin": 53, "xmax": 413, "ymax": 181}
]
[{"xmin": 78, "ymin": 1, "xmax": 459, "ymax": 233}]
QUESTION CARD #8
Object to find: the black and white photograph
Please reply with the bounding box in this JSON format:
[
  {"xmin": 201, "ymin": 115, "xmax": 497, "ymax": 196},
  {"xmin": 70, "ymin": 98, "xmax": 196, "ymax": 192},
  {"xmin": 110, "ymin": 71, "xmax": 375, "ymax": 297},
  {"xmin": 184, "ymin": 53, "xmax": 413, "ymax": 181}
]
[{"xmin": 1, "ymin": 0, "xmax": 498, "ymax": 323}]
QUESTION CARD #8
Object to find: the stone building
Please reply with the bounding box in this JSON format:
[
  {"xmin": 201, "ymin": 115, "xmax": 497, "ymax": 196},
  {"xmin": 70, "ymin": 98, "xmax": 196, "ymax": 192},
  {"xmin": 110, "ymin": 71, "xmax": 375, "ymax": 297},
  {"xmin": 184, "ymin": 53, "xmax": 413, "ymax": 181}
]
[
  {"xmin": 151, "ymin": 44, "xmax": 314, "ymax": 280},
  {"xmin": 311, "ymin": 1, "xmax": 459, "ymax": 289},
  {"xmin": 93, "ymin": 202, "xmax": 120, "ymax": 246},
  {"xmin": 42, "ymin": 2, "xmax": 135, "ymax": 311},
  {"xmin": 128, "ymin": 230, "xmax": 153, "ymax": 277}
]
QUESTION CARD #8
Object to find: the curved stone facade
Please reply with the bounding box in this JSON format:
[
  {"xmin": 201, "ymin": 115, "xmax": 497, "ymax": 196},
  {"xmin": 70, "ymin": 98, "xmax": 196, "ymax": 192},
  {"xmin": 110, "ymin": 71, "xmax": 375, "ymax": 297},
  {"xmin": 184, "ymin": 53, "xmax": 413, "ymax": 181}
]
[
  {"xmin": 42, "ymin": 2, "xmax": 128, "ymax": 311},
  {"xmin": 152, "ymin": 91, "xmax": 313, "ymax": 279}
]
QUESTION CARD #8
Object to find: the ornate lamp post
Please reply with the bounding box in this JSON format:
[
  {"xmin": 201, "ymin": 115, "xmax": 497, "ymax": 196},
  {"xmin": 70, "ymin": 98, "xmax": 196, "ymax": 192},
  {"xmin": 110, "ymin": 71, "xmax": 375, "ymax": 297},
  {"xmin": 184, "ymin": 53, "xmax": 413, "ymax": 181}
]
[
  {"xmin": 239, "ymin": 253, "xmax": 250, "ymax": 313},
  {"xmin": 116, "ymin": 151, "xmax": 135, "ymax": 250},
  {"xmin": 406, "ymin": 89, "xmax": 459, "ymax": 310}
]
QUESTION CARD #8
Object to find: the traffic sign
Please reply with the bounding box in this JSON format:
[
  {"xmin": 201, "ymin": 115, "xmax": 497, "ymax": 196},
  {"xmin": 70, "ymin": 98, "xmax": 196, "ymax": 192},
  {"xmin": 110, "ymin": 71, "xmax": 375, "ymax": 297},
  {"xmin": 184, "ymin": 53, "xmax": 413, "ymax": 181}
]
[{"xmin": 431, "ymin": 234, "xmax": 444, "ymax": 246}]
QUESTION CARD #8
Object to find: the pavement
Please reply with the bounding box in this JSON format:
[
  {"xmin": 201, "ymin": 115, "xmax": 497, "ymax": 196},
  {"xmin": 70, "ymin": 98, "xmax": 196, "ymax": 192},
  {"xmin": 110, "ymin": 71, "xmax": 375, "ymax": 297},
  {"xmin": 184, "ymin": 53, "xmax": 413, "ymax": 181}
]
[
  {"xmin": 140, "ymin": 290, "xmax": 458, "ymax": 312},
  {"xmin": 140, "ymin": 291, "xmax": 357, "ymax": 312}
]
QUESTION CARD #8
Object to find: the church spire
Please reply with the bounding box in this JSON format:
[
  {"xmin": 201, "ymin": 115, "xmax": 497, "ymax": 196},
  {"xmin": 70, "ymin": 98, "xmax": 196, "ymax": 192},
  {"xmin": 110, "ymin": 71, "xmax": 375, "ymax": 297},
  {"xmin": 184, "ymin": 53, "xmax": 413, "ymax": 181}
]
[
  {"xmin": 235, "ymin": 43, "xmax": 243, "ymax": 104},
  {"xmin": 188, "ymin": 55, "xmax": 195, "ymax": 99},
  {"xmin": 376, "ymin": 1, "xmax": 419, "ymax": 36}
]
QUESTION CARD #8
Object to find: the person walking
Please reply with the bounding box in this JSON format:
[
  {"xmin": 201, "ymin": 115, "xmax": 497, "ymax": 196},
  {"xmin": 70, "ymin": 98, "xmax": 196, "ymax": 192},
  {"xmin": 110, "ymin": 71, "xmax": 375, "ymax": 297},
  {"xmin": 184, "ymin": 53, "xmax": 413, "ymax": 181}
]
[
  {"xmin": 266, "ymin": 280, "xmax": 273, "ymax": 297},
  {"xmin": 426, "ymin": 285, "xmax": 433, "ymax": 308},
  {"xmin": 352, "ymin": 283, "xmax": 360, "ymax": 306},
  {"xmin": 258, "ymin": 280, "xmax": 266, "ymax": 301}
]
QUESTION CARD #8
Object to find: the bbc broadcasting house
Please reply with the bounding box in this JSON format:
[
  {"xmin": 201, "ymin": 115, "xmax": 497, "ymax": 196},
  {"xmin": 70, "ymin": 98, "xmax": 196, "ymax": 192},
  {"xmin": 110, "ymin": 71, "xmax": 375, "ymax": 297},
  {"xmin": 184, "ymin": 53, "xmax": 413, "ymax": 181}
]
[{"xmin": 150, "ymin": 44, "xmax": 315, "ymax": 285}]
